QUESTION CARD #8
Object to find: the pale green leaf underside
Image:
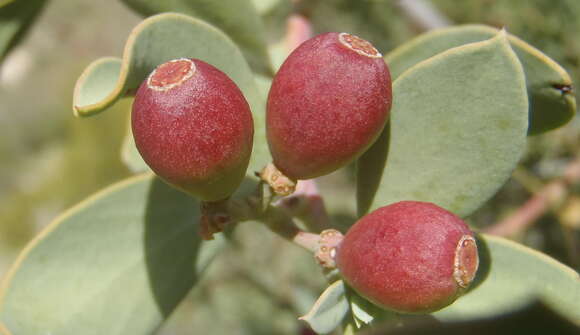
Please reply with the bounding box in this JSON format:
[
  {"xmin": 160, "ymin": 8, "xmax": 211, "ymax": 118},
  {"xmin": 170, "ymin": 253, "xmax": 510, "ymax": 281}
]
[
  {"xmin": 357, "ymin": 32, "xmax": 528, "ymax": 218},
  {"xmin": 349, "ymin": 291, "xmax": 396, "ymax": 329},
  {"xmin": 0, "ymin": 0, "xmax": 47, "ymax": 60},
  {"xmin": 74, "ymin": 57, "xmax": 122, "ymax": 109},
  {"xmin": 299, "ymin": 280, "xmax": 349, "ymax": 334},
  {"xmin": 386, "ymin": 24, "xmax": 576, "ymax": 135},
  {"xmin": 435, "ymin": 234, "xmax": 580, "ymax": 325},
  {"xmin": 0, "ymin": 174, "xmax": 225, "ymax": 335},
  {"xmin": 73, "ymin": 13, "xmax": 261, "ymax": 118},
  {"xmin": 120, "ymin": 0, "xmax": 273, "ymax": 75}
]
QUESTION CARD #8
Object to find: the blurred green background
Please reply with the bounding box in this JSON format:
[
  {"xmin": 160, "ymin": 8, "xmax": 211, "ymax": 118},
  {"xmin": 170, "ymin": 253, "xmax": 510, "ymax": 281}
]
[{"xmin": 0, "ymin": 0, "xmax": 578, "ymax": 334}]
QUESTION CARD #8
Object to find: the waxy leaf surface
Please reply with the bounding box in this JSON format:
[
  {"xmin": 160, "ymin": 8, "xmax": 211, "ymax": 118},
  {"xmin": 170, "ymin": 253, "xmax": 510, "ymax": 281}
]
[
  {"xmin": 120, "ymin": 0, "xmax": 272, "ymax": 75},
  {"xmin": 0, "ymin": 175, "xmax": 225, "ymax": 335},
  {"xmin": 357, "ymin": 33, "xmax": 528, "ymax": 218},
  {"xmin": 299, "ymin": 280, "xmax": 350, "ymax": 334},
  {"xmin": 386, "ymin": 24, "xmax": 576, "ymax": 134}
]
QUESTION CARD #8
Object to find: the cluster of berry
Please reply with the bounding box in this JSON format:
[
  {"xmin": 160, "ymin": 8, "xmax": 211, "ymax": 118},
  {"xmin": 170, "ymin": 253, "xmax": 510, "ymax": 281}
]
[{"xmin": 131, "ymin": 32, "xmax": 478, "ymax": 313}]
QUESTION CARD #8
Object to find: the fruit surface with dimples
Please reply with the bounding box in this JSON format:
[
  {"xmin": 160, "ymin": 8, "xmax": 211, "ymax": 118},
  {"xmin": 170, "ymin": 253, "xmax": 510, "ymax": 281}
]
[
  {"xmin": 267, "ymin": 32, "xmax": 392, "ymax": 180},
  {"xmin": 132, "ymin": 58, "xmax": 254, "ymax": 201},
  {"xmin": 336, "ymin": 201, "xmax": 479, "ymax": 313}
]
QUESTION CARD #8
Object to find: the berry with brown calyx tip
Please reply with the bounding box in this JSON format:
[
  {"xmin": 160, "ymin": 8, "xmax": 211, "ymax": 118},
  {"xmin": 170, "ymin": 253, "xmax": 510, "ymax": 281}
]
[
  {"xmin": 132, "ymin": 58, "xmax": 254, "ymax": 201},
  {"xmin": 335, "ymin": 201, "xmax": 479, "ymax": 314},
  {"xmin": 266, "ymin": 32, "xmax": 392, "ymax": 180}
]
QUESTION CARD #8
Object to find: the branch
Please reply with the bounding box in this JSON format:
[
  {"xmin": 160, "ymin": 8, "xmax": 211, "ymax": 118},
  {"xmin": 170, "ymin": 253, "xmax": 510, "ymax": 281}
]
[
  {"xmin": 275, "ymin": 179, "xmax": 333, "ymax": 232},
  {"xmin": 284, "ymin": 14, "xmax": 312, "ymax": 52},
  {"xmin": 484, "ymin": 158, "xmax": 580, "ymax": 237},
  {"xmin": 394, "ymin": 0, "xmax": 452, "ymax": 31}
]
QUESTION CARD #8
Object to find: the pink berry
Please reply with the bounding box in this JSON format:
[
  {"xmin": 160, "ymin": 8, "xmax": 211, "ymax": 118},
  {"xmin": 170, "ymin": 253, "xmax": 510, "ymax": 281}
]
[
  {"xmin": 266, "ymin": 32, "xmax": 392, "ymax": 180},
  {"xmin": 132, "ymin": 58, "xmax": 254, "ymax": 201},
  {"xmin": 336, "ymin": 201, "xmax": 479, "ymax": 313}
]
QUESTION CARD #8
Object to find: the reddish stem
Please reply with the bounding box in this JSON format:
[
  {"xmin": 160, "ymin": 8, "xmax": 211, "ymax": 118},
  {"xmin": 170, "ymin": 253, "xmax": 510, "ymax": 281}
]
[{"xmin": 485, "ymin": 158, "xmax": 580, "ymax": 237}]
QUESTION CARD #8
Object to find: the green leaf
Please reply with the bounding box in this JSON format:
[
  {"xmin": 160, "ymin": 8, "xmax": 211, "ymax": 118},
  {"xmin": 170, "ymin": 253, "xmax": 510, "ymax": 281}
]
[
  {"xmin": 0, "ymin": 174, "xmax": 225, "ymax": 335},
  {"xmin": 73, "ymin": 13, "xmax": 262, "ymax": 118},
  {"xmin": 73, "ymin": 57, "xmax": 123, "ymax": 113},
  {"xmin": 299, "ymin": 280, "xmax": 350, "ymax": 334},
  {"xmin": 349, "ymin": 291, "xmax": 397, "ymax": 329},
  {"xmin": 386, "ymin": 24, "xmax": 576, "ymax": 135},
  {"xmin": 119, "ymin": 0, "xmax": 273, "ymax": 76},
  {"xmin": 434, "ymin": 234, "xmax": 580, "ymax": 326},
  {"xmin": 357, "ymin": 32, "xmax": 528, "ymax": 218},
  {"xmin": 0, "ymin": 0, "xmax": 47, "ymax": 60}
]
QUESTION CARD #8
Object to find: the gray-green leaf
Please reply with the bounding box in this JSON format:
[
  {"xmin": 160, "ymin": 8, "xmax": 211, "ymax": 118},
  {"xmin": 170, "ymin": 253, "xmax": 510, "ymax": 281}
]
[
  {"xmin": 299, "ymin": 280, "xmax": 350, "ymax": 334},
  {"xmin": 386, "ymin": 24, "xmax": 576, "ymax": 135},
  {"xmin": 0, "ymin": 174, "xmax": 225, "ymax": 335},
  {"xmin": 120, "ymin": 0, "xmax": 273, "ymax": 75},
  {"xmin": 357, "ymin": 32, "xmax": 528, "ymax": 218}
]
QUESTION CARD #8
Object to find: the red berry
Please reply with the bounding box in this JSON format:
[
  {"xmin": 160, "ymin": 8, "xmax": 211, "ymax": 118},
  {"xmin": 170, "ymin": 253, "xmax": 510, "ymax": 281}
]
[
  {"xmin": 132, "ymin": 58, "xmax": 254, "ymax": 201},
  {"xmin": 336, "ymin": 201, "xmax": 479, "ymax": 313},
  {"xmin": 266, "ymin": 32, "xmax": 392, "ymax": 180}
]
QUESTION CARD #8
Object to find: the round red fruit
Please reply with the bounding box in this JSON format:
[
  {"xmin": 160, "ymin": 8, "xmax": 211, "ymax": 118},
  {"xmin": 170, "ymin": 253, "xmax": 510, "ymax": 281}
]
[
  {"xmin": 336, "ymin": 201, "xmax": 479, "ymax": 313},
  {"xmin": 267, "ymin": 32, "xmax": 392, "ymax": 180},
  {"xmin": 132, "ymin": 58, "xmax": 254, "ymax": 201}
]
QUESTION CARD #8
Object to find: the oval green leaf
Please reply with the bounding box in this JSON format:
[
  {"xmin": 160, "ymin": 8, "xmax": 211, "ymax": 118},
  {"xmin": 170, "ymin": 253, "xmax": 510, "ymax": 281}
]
[
  {"xmin": 435, "ymin": 234, "xmax": 580, "ymax": 325},
  {"xmin": 0, "ymin": 174, "xmax": 225, "ymax": 335},
  {"xmin": 357, "ymin": 32, "xmax": 528, "ymax": 218},
  {"xmin": 386, "ymin": 24, "xmax": 576, "ymax": 135},
  {"xmin": 299, "ymin": 280, "xmax": 350, "ymax": 334},
  {"xmin": 349, "ymin": 290, "xmax": 397, "ymax": 329},
  {"xmin": 0, "ymin": 0, "xmax": 47, "ymax": 60},
  {"xmin": 73, "ymin": 57, "xmax": 122, "ymax": 111},
  {"xmin": 120, "ymin": 0, "xmax": 272, "ymax": 76}
]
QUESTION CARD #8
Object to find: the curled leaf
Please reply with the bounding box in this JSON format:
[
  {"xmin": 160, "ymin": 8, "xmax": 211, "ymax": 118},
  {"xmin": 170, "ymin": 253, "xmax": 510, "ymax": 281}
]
[{"xmin": 299, "ymin": 280, "xmax": 350, "ymax": 334}]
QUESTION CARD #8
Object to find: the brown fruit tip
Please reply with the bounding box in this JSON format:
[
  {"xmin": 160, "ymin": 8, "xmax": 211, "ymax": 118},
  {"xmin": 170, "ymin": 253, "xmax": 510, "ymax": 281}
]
[
  {"xmin": 338, "ymin": 33, "xmax": 382, "ymax": 58},
  {"xmin": 453, "ymin": 235, "xmax": 479, "ymax": 288},
  {"xmin": 147, "ymin": 58, "xmax": 196, "ymax": 91}
]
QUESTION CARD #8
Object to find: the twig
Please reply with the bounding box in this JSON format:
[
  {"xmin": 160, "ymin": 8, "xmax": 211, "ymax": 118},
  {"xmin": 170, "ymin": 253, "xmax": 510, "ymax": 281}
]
[
  {"xmin": 484, "ymin": 158, "xmax": 580, "ymax": 237},
  {"xmin": 276, "ymin": 180, "xmax": 333, "ymax": 232},
  {"xmin": 285, "ymin": 13, "xmax": 312, "ymax": 52},
  {"xmin": 394, "ymin": 0, "xmax": 452, "ymax": 31}
]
